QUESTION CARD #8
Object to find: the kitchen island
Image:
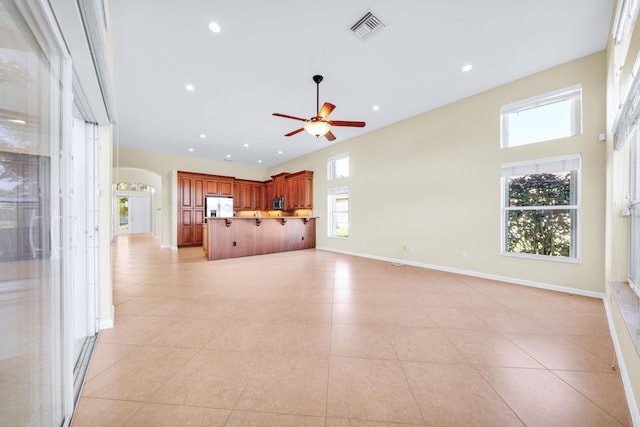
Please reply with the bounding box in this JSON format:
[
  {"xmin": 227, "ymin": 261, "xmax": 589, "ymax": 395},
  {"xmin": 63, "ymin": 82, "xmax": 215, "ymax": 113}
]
[{"xmin": 203, "ymin": 216, "xmax": 316, "ymax": 261}]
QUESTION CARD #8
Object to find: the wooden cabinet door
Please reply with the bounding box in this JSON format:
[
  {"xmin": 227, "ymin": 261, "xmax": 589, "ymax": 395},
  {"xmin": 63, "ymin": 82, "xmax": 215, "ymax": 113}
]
[
  {"xmin": 220, "ymin": 179, "xmax": 233, "ymax": 196},
  {"xmin": 286, "ymin": 178, "xmax": 297, "ymax": 210},
  {"xmin": 180, "ymin": 177, "xmax": 192, "ymax": 208},
  {"xmin": 242, "ymin": 185, "xmax": 252, "ymax": 209},
  {"xmin": 194, "ymin": 179, "xmax": 205, "ymax": 208},
  {"xmin": 233, "ymin": 183, "xmax": 241, "ymax": 209},
  {"xmin": 265, "ymin": 181, "xmax": 274, "ymax": 207},
  {"xmin": 302, "ymin": 175, "xmax": 313, "ymax": 208},
  {"xmin": 254, "ymin": 184, "xmax": 266, "ymax": 210},
  {"xmin": 274, "ymin": 176, "xmax": 285, "ymax": 198},
  {"xmin": 206, "ymin": 179, "xmax": 219, "ymax": 195}
]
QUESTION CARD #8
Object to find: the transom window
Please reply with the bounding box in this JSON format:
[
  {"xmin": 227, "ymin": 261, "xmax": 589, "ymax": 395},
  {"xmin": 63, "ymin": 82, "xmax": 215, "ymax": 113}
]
[
  {"xmin": 501, "ymin": 154, "xmax": 581, "ymax": 261},
  {"xmin": 501, "ymin": 85, "xmax": 582, "ymax": 148},
  {"xmin": 328, "ymin": 153, "xmax": 349, "ymax": 180}
]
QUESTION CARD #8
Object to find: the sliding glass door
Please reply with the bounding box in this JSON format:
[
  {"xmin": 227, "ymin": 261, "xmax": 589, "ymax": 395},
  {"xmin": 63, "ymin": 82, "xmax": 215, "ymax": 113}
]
[{"xmin": 0, "ymin": 0, "xmax": 86, "ymax": 425}]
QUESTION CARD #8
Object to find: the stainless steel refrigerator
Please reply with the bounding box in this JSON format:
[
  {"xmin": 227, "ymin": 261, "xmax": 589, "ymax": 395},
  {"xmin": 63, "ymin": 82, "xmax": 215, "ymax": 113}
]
[{"xmin": 205, "ymin": 196, "xmax": 234, "ymax": 217}]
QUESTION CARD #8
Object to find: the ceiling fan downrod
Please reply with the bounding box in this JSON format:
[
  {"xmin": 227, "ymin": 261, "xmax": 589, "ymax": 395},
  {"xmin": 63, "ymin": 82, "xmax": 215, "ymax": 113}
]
[{"xmin": 313, "ymin": 74, "xmax": 323, "ymax": 117}]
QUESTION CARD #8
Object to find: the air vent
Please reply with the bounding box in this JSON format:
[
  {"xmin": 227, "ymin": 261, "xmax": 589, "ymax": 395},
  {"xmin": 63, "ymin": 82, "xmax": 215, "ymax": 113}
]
[{"xmin": 350, "ymin": 11, "xmax": 385, "ymax": 40}]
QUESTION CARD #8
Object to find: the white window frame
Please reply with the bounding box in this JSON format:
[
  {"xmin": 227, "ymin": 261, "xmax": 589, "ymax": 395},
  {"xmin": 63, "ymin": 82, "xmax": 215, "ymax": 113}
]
[
  {"xmin": 328, "ymin": 152, "xmax": 349, "ymax": 180},
  {"xmin": 629, "ymin": 130, "xmax": 640, "ymax": 297},
  {"xmin": 328, "ymin": 186, "xmax": 349, "ymax": 238},
  {"xmin": 613, "ymin": 0, "xmax": 640, "ymax": 44},
  {"xmin": 501, "ymin": 154, "xmax": 581, "ymax": 263},
  {"xmin": 500, "ymin": 84, "xmax": 582, "ymax": 149}
]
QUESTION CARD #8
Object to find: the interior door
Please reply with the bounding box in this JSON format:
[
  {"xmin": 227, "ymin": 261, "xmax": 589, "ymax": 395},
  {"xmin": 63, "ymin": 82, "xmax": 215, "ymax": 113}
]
[{"xmin": 129, "ymin": 194, "xmax": 151, "ymax": 233}]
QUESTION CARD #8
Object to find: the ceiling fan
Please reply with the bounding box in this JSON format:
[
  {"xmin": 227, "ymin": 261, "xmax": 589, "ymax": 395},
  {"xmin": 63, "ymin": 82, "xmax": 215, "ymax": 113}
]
[{"xmin": 273, "ymin": 75, "xmax": 366, "ymax": 141}]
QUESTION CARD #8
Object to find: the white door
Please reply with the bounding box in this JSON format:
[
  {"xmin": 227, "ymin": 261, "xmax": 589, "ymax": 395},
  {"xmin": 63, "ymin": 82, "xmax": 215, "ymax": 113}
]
[
  {"xmin": 69, "ymin": 118, "xmax": 98, "ymax": 366},
  {"xmin": 114, "ymin": 193, "xmax": 151, "ymax": 234},
  {"xmin": 129, "ymin": 194, "xmax": 151, "ymax": 233}
]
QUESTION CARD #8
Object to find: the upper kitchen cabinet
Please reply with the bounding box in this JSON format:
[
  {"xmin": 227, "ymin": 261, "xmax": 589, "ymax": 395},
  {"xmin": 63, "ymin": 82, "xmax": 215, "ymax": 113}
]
[
  {"xmin": 285, "ymin": 170, "xmax": 313, "ymax": 210},
  {"xmin": 205, "ymin": 176, "xmax": 234, "ymax": 197}
]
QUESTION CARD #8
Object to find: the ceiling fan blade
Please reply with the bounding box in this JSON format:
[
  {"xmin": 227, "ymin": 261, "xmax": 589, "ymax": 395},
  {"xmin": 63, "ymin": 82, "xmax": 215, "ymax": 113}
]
[
  {"xmin": 325, "ymin": 130, "xmax": 336, "ymax": 141},
  {"xmin": 273, "ymin": 113, "xmax": 307, "ymax": 122},
  {"xmin": 329, "ymin": 120, "xmax": 366, "ymax": 128},
  {"xmin": 318, "ymin": 103, "xmax": 336, "ymax": 119},
  {"xmin": 284, "ymin": 127, "xmax": 305, "ymax": 137}
]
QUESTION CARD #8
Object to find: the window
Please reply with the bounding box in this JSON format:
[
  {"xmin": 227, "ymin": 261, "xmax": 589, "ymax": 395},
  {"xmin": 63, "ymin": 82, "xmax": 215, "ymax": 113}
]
[
  {"xmin": 630, "ymin": 131, "xmax": 640, "ymax": 297},
  {"xmin": 328, "ymin": 153, "xmax": 349, "ymax": 180},
  {"xmin": 501, "ymin": 154, "xmax": 580, "ymax": 261},
  {"xmin": 501, "ymin": 85, "xmax": 582, "ymax": 148},
  {"xmin": 328, "ymin": 186, "xmax": 349, "ymax": 238}
]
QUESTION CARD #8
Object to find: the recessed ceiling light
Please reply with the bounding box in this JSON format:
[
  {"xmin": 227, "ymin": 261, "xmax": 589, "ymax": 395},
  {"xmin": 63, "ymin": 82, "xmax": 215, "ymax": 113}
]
[
  {"xmin": 8, "ymin": 119, "xmax": 26, "ymax": 124},
  {"xmin": 461, "ymin": 64, "xmax": 473, "ymax": 72},
  {"xmin": 243, "ymin": 143, "xmax": 249, "ymax": 148},
  {"xmin": 277, "ymin": 150, "xmax": 283, "ymax": 155},
  {"xmin": 188, "ymin": 148, "xmax": 194, "ymax": 152},
  {"xmin": 226, "ymin": 154, "xmax": 231, "ymax": 158},
  {"xmin": 200, "ymin": 134, "xmax": 206, "ymax": 139},
  {"xmin": 208, "ymin": 22, "xmax": 221, "ymax": 33},
  {"xmin": 372, "ymin": 105, "xmax": 380, "ymax": 111},
  {"xmin": 185, "ymin": 84, "xmax": 195, "ymax": 91},
  {"xmin": 258, "ymin": 160, "xmax": 262, "ymax": 163}
]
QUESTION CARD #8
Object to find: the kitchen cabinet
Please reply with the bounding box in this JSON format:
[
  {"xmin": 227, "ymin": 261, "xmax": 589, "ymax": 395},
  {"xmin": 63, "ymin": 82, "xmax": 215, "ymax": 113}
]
[
  {"xmin": 178, "ymin": 170, "xmax": 312, "ymax": 247},
  {"xmin": 265, "ymin": 180, "xmax": 275, "ymax": 208},
  {"xmin": 178, "ymin": 171, "xmax": 234, "ymax": 247},
  {"xmin": 233, "ymin": 179, "xmax": 264, "ymax": 210},
  {"xmin": 284, "ymin": 170, "xmax": 313, "ymax": 210},
  {"xmin": 178, "ymin": 172, "xmax": 204, "ymax": 246},
  {"xmin": 206, "ymin": 177, "xmax": 234, "ymax": 197},
  {"xmin": 272, "ymin": 173, "xmax": 287, "ymax": 198}
]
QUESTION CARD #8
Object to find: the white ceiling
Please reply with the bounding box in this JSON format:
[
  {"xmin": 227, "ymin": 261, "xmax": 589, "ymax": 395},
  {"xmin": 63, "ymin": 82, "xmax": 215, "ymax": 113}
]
[{"xmin": 110, "ymin": 0, "xmax": 614, "ymax": 168}]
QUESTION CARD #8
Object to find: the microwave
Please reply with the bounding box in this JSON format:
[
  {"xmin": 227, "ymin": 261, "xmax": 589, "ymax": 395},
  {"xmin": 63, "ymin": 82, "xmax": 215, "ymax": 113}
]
[{"xmin": 272, "ymin": 197, "xmax": 284, "ymax": 210}]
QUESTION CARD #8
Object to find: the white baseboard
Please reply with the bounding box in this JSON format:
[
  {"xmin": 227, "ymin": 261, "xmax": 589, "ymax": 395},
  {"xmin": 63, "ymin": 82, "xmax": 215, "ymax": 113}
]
[
  {"xmin": 603, "ymin": 297, "xmax": 640, "ymax": 426},
  {"xmin": 161, "ymin": 244, "xmax": 178, "ymax": 250},
  {"xmin": 316, "ymin": 247, "xmax": 604, "ymax": 299},
  {"xmin": 99, "ymin": 304, "xmax": 114, "ymax": 330}
]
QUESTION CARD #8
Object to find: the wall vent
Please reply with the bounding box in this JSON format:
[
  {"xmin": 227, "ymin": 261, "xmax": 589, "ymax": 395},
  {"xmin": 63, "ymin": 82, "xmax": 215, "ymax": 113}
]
[{"xmin": 350, "ymin": 11, "xmax": 385, "ymax": 40}]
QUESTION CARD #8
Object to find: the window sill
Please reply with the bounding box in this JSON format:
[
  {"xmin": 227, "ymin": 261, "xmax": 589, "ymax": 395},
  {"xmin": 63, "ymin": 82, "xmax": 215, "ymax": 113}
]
[
  {"xmin": 501, "ymin": 251, "xmax": 581, "ymax": 264},
  {"xmin": 329, "ymin": 236, "xmax": 349, "ymax": 240},
  {"xmin": 609, "ymin": 281, "xmax": 640, "ymax": 355}
]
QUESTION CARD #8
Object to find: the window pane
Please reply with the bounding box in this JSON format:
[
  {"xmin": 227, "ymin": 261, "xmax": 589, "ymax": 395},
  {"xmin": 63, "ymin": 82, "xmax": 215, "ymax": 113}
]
[
  {"xmin": 508, "ymin": 172, "xmax": 572, "ymax": 207},
  {"xmin": 329, "ymin": 191, "xmax": 349, "ymax": 237},
  {"xmin": 0, "ymin": 1, "xmax": 66, "ymax": 424},
  {"xmin": 507, "ymin": 209, "xmax": 575, "ymax": 257},
  {"xmin": 335, "ymin": 157, "xmax": 349, "ymax": 178},
  {"xmin": 501, "ymin": 86, "xmax": 581, "ymax": 148},
  {"xmin": 506, "ymin": 99, "xmax": 574, "ymax": 147},
  {"xmin": 328, "ymin": 154, "xmax": 349, "ymax": 180}
]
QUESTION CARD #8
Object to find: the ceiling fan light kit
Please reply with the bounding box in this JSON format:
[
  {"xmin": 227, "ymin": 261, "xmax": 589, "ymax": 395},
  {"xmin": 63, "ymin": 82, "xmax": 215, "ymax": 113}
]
[
  {"xmin": 273, "ymin": 74, "xmax": 365, "ymax": 142},
  {"xmin": 304, "ymin": 119, "xmax": 332, "ymax": 137}
]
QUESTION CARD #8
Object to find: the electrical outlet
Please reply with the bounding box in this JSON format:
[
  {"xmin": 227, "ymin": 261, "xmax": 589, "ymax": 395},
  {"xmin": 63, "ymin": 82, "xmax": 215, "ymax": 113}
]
[{"xmin": 409, "ymin": 245, "xmax": 415, "ymax": 252}]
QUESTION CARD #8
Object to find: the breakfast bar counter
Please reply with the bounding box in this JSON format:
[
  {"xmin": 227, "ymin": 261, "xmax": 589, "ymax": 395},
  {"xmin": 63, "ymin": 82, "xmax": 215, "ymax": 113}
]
[{"xmin": 203, "ymin": 216, "xmax": 317, "ymax": 261}]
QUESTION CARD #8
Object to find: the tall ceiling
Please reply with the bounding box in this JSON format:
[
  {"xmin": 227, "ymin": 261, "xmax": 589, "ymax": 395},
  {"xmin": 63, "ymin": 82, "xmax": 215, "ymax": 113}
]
[{"xmin": 110, "ymin": 0, "xmax": 614, "ymax": 168}]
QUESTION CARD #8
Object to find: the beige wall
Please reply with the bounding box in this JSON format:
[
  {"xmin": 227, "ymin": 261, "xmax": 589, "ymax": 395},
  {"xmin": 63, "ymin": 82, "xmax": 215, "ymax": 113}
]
[{"xmin": 273, "ymin": 51, "xmax": 607, "ymax": 294}]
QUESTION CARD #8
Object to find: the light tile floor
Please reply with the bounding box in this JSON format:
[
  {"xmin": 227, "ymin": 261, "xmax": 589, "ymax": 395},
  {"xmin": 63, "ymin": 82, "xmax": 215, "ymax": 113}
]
[{"xmin": 72, "ymin": 234, "xmax": 633, "ymax": 426}]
